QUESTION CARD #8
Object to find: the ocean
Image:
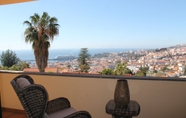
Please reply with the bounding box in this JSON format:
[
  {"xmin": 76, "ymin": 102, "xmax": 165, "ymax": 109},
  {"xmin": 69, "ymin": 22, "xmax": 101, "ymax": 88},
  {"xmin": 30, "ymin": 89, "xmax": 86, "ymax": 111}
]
[{"xmin": 0, "ymin": 48, "xmax": 141, "ymax": 62}]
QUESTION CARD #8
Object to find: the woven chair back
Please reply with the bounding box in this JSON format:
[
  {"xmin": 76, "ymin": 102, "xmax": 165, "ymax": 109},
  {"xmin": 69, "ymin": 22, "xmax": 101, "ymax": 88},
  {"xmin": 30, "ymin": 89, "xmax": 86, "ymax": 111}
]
[{"xmin": 11, "ymin": 75, "xmax": 48, "ymax": 118}]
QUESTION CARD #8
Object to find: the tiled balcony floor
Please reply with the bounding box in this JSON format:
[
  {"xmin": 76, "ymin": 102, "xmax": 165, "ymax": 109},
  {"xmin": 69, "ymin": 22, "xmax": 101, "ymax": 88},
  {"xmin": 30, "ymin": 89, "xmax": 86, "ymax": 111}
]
[{"xmin": 2, "ymin": 110, "xmax": 27, "ymax": 118}]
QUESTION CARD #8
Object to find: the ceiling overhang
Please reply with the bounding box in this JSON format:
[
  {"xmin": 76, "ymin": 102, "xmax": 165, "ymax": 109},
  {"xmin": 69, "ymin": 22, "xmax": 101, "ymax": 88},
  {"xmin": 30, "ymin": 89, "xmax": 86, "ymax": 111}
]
[{"xmin": 0, "ymin": 0, "xmax": 35, "ymax": 5}]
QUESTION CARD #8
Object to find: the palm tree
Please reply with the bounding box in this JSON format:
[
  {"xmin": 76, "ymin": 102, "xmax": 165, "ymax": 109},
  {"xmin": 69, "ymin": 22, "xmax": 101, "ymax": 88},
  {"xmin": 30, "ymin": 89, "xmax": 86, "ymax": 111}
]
[{"xmin": 23, "ymin": 12, "xmax": 59, "ymax": 72}]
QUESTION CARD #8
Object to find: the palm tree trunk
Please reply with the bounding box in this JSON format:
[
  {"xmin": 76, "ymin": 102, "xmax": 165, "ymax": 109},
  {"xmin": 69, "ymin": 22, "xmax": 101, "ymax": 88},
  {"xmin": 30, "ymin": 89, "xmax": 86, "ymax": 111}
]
[{"xmin": 34, "ymin": 46, "xmax": 48, "ymax": 72}]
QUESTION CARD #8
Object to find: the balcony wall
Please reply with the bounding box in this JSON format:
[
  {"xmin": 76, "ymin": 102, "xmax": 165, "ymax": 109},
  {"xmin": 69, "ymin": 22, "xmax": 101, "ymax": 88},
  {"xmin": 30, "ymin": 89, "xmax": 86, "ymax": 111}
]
[{"xmin": 1, "ymin": 72, "xmax": 186, "ymax": 118}]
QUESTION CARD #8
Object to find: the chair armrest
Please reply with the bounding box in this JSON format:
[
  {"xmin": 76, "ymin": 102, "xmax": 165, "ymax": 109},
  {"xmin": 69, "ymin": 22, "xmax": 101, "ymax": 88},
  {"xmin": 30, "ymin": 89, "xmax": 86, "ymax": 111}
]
[
  {"xmin": 46, "ymin": 97, "xmax": 71, "ymax": 114},
  {"xmin": 64, "ymin": 110, "xmax": 92, "ymax": 118}
]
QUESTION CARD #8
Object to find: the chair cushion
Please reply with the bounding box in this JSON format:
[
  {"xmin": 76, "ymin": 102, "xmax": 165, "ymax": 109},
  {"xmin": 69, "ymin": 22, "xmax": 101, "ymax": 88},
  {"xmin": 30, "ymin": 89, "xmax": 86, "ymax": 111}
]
[
  {"xmin": 47, "ymin": 107, "xmax": 77, "ymax": 118},
  {"xmin": 16, "ymin": 77, "xmax": 31, "ymax": 89}
]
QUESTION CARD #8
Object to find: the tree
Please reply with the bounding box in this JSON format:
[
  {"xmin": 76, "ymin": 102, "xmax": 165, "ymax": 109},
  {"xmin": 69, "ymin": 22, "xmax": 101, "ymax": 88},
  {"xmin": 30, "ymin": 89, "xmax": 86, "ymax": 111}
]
[
  {"xmin": 0, "ymin": 49, "xmax": 20, "ymax": 67},
  {"xmin": 135, "ymin": 71, "xmax": 146, "ymax": 76},
  {"xmin": 67, "ymin": 64, "xmax": 71, "ymax": 69},
  {"xmin": 9, "ymin": 61, "xmax": 30, "ymax": 71},
  {"xmin": 114, "ymin": 62, "xmax": 133, "ymax": 75},
  {"xmin": 184, "ymin": 65, "xmax": 186, "ymax": 75},
  {"xmin": 77, "ymin": 48, "xmax": 91, "ymax": 72},
  {"xmin": 23, "ymin": 12, "xmax": 59, "ymax": 72},
  {"xmin": 161, "ymin": 65, "xmax": 168, "ymax": 72},
  {"xmin": 153, "ymin": 70, "xmax": 158, "ymax": 73},
  {"xmin": 135, "ymin": 66, "xmax": 149, "ymax": 76},
  {"xmin": 67, "ymin": 64, "xmax": 71, "ymax": 71},
  {"xmin": 1, "ymin": 61, "xmax": 30, "ymax": 71},
  {"xmin": 100, "ymin": 68, "xmax": 114, "ymax": 75}
]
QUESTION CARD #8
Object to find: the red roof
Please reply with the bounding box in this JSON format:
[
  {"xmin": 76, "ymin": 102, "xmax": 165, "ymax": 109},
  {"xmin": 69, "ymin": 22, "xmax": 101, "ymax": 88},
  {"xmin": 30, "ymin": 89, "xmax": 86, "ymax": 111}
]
[{"xmin": 23, "ymin": 68, "xmax": 58, "ymax": 73}]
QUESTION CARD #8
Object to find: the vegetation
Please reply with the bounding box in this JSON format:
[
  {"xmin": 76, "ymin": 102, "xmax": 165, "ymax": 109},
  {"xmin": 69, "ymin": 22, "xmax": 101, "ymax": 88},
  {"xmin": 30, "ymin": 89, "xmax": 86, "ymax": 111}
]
[
  {"xmin": 0, "ymin": 50, "xmax": 30, "ymax": 71},
  {"xmin": 114, "ymin": 62, "xmax": 133, "ymax": 75},
  {"xmin": 8, "ymin": 61, "xmax": 30, "ymax": 71},
  {"xmin": 161, "ymin": 65, "xmax": 169, "ymax": 72},
  {"xmin": 184, "ymin": 65, "xmax": 186, "ymax": 75},
  {"xmin": 134, "ymin": 66, "xmax": 149, "ymax": 76},
  {"xmin": 67, "ymin": 64, "xmax": 71, "ymax": 71},
  {"xmin": 153, "ymin": 72, "xmax": 166, "ymax": 77},
  {"xmin": 100, "ymin": 62, "xmax": 132, "ymax": 76},
  {"xmin": 0, "ymin": 49, "xmax": 20, "ymax": 67},
  {"xmin": 77, "ymin": 48, "xmax": 91, "ymax": 72},
  {"xmin": 67, "ymin": 64, "xmax": 71, "ymax": 69},
  {"xmin": 135, "ymin": 71, "xmax": 146, "ymax": 76},
  {"xmin": 153, "ymin": 70, "xmax": 158, "ymax": 73},
  {"xmin": 100, "ymin": 68, "xmax": 114, "ymax": 75},
  {"xmin": 23, "ymin": 12, "xmax": 59, "ymax": 72}
]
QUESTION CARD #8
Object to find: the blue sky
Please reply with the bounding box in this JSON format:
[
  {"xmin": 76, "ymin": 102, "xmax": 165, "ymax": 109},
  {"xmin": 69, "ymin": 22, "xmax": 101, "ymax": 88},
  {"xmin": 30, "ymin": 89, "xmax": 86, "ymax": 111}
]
[{"xmin": 1, "ymin": 0, "xmax": 186, "ymax": 50}]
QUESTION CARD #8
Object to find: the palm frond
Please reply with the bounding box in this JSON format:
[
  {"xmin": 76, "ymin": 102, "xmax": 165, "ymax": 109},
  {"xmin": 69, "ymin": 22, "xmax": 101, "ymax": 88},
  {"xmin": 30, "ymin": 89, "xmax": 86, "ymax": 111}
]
[
  {"xmin": 30, "ymin": 15, "xmax": 37, "ymax": 25},
  {"xmin": 32, "ymin": 42, "xmax": 35, "ymax": 49},
  {"xmin": 23, "ymin": 20, "xmax": 32, "ymax": 27},
  {"xmin": 45, "ymin": 15, "xmax": 50, "ymax": 23},
  {"xmin": 42, "ymin": 12, "xmax": 49, "ymax": 20},
  {"xmin": 49, "ymin": 17, "xmax": 58, "ymax": 23},
  {"xmin": 47, "ymin": 23, "xmax": 59, "ymax": 39},
  {"xmin": 29, "ymin": 13, "xmax": 40, "ymax": 27},
  {"xmin": 43, "ymin": 34, "xmax": 49, "ymax": 41},
  {"xmin": 34, "ymin": 13, "xmax": 40, "ymax": 21},
  {"xmin": 24, "ymin": 26, "xmax": 38, "ymax": 44}
]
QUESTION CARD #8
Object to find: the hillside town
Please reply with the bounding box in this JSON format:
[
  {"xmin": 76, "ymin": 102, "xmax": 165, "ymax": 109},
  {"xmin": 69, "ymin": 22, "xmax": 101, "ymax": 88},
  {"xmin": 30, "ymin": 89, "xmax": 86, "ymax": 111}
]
[{"xmin": 27, "ymin": 44, "xmax": 186, "ymax": 77}]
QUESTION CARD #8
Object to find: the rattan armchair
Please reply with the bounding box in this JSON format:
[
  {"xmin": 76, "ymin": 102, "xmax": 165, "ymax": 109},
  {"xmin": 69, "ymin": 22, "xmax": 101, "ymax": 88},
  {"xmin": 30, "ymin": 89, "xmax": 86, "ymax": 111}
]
[{"xmin": 10, "ymin": 74, "xmax": 91, "ymax": 118}]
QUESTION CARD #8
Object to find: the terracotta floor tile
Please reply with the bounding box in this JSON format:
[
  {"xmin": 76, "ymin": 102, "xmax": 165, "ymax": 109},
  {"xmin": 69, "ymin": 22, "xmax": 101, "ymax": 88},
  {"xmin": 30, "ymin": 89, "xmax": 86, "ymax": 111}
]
[
  {"xmin": 2, "ymin": 111, "xmax": 14, "ymax": 118},
  {"xmin": 2, "ymin": 111, "xmax": 27, "ymax": 118},
  {"xmin": 7, "ymin": 113, "xmax": 26, "ymax": 118}
]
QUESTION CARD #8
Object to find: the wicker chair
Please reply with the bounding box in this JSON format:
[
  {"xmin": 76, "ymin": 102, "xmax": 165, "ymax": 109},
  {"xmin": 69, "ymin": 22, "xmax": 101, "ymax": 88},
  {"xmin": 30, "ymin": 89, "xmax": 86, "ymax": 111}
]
[{"xmin": 10, "ymin": 74, "xmax": 91, "ymax": 118}]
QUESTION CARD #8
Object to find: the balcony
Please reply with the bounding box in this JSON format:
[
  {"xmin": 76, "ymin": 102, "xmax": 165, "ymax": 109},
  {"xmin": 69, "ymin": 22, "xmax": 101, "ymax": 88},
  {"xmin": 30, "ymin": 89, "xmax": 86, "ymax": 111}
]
[{"xmin": 1, "ymin": 71, "xmax": 186, "ymax": 118}]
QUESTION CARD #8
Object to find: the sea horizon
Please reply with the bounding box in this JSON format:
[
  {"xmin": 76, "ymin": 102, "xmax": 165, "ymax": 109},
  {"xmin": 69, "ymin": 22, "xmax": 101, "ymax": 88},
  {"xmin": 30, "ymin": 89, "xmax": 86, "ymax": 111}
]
[{"xmin": 0, "ymin": 48, "xmax": 147, "ymax": 61}]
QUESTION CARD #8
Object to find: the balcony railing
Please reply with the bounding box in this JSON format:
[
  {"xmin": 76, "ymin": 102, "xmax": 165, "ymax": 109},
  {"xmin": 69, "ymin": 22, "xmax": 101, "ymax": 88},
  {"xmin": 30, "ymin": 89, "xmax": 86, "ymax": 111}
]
[{"xmin": 1, "ymin": 71, "xmax": 186, "ymax": 118}]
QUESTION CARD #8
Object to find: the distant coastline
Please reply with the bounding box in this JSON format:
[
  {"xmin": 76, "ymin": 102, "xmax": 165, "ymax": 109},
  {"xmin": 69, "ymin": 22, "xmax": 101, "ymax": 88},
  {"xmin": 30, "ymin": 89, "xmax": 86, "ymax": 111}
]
[{"xmin": 0, "ymin": 48, "xmax": 144, "ymax": 61}]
